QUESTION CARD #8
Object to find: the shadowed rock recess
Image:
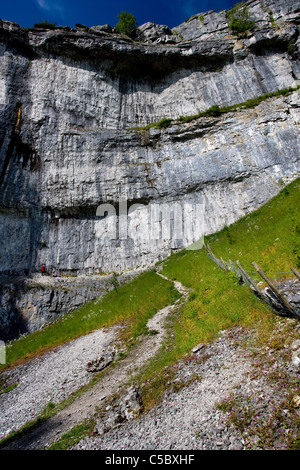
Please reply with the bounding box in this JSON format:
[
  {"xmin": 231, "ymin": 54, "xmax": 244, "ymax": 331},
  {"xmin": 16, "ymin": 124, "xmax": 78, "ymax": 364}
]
[{"xmin": 0, "ymin": 0, "xmax": 299, "ymax": 335}]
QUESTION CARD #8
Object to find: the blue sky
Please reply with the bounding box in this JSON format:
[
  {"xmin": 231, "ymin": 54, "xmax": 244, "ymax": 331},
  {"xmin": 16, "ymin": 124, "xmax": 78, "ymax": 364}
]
[{"xmin": 0, "ymin": 0, "xmax": 238, "ymax": 29}]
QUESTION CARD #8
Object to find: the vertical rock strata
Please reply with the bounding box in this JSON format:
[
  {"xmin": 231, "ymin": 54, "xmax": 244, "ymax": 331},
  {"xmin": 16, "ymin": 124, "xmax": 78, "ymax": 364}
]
[{"xmin": 0, "ymin": 0, "xmax": 299, "ymax": 276}]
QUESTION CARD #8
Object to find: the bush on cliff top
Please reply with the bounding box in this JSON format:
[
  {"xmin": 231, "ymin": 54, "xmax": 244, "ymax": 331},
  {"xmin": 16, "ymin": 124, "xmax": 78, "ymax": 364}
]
[
  {"xmin": 33, "ymin": 20, "xmax": 57, "ymax": 29},
  {"xmin": 114, "ymin": 11, "xmax": 138, "ymax": 37}
]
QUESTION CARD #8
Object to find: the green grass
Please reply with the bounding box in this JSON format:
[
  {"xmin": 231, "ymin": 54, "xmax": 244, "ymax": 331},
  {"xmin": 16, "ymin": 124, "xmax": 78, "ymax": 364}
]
[
  {"xmin": 0, "ymin": 382, "xmax": 18, "ymax": 395},
  {"xmin": 130, "ymin": 117, "xmax": 173, "ymax": 131},
  {"xmin": 2, "ymin": 270, "xmax": 180, "ymax": 368},
  {"xmin": 47, "ymin": 420, "xmax": 95, "ymax": 450},
  {"xmin": 0, "ymin": 401, "xmax": 58, "ymax": 449},
  {"xmin": 226, "ymin": 1, "xmax": 255, "ymax": 36},
  {"xmin": 138, "ymin": 178, "xmax": 300, "ymax": 409},
  {"xmin": 1, "ymin": 179, "xmax": 299, "ymax": 446}
]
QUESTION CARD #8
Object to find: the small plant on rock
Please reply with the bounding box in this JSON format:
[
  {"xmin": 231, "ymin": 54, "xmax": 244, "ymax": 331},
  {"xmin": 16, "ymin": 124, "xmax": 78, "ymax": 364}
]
[
  {"xmin": 75, "ymin": 23, "xmax": 90, "ymax": 30},
  {"xmin": 109, "ymin": 272, "xmax": 119, "ymax": 292},
  {"xmin": 226, "ymin": 1, "xmax": 255, "ymax": 37},
  {"xmin": 206, "ymin": 104, "xmax": 221, "ymax": 117}
]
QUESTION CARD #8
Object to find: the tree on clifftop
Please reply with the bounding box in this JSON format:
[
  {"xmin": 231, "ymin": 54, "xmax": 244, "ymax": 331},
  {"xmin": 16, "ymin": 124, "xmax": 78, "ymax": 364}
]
[{"xmin": 114, "ymin": 11, "xmax": 138, "ymax": 37}]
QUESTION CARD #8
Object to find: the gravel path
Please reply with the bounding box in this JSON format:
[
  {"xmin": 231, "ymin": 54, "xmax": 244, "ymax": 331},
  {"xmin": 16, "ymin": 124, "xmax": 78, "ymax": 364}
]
[{"xmin": 0, "ymin": 274, "xmax": 189, "ymax": 449}]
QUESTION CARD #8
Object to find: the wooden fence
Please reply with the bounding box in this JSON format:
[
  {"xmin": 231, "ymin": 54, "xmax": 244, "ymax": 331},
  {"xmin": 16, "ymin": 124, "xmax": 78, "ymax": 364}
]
[{"xmin": 204, "ymin": 242, "xmax": 299, "ymax": 319}]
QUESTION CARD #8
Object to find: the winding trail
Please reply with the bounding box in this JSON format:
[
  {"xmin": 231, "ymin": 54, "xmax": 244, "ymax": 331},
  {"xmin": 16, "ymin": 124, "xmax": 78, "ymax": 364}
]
[{"xmin": 1, "ymin": 272, "xmax": 189, "ymax": 450}]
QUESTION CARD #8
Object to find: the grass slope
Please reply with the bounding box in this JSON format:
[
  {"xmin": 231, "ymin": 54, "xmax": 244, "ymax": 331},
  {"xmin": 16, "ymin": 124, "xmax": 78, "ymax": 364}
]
[
  {"xmin": 3, "ymin": 270, "xmax": 180, "ymax": 368},
  {"xmin": 139, "ymin": 178, "xmax": 300, "ymax": 408}
]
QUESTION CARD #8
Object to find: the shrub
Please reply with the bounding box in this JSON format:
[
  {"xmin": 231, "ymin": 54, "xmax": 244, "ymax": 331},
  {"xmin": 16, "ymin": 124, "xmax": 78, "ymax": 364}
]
[
  {"xmin": 155, "ymin": 118, "xmax": 173, "ymax": 129},
  {"xmin": 75, "ymin": 23, "xmax": 90, "ymax": 30},
  {"xmin": 226, "ymin": 1, "xmax": 255, "ymax": 36},
  {"xmin": 114, "ymin": 11, "xmax": 138, "ymax": 37},
  {"xmin": 205, "ymin": 104, "xmax": 221, "ymax": 117},
  {"xmin": 109, "ymin": 272, "xmax": 119, "ymax": 292},
  {"xmin": 33, "ymin": 20, "xmax": 57, "ymax": 30}
]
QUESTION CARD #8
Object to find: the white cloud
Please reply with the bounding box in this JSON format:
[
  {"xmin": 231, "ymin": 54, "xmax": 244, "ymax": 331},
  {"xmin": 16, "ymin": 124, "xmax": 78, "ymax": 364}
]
[
  {"xmin": 36, "ymin": 0, "xmax": 50, "ymax": 10},
  {"xmin": 35, "ymin": 0, "xmax": 64, "ymax": 14}
]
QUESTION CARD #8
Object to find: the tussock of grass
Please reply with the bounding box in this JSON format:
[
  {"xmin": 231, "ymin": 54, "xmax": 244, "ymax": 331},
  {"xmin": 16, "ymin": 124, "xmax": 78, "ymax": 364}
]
[
  {"xmin": 0, "ymin": 382, "xmax": 18, "ymax": 395},
  {"xmin": 47, "ymin": 420, "xmax": 94, "ymax": 450},
  {"xmin": 130, "ymin": 117, "xmax": 173, "ymax": 131}
]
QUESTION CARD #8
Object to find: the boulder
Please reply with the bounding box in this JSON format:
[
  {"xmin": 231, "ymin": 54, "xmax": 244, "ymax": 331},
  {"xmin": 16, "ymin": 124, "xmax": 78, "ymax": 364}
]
[
  {"xmin": 90, "ymin": 24, "xmax": 112, "ymax": 34},
  {"xmin": 137, "ymin": 22, "xmax": 173, "ymax": 42},
  {"xmin": 94, "ymin": 385, "xmax": 142, "ymax": 435},
  {"xmin": 86, "ymin": 350, "xmax": 115, "ymax": 372}
]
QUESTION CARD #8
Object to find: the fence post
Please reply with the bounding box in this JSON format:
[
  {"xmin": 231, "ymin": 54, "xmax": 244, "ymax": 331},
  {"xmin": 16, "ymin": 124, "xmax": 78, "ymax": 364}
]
[
  {"xmin": 228, "ymin": 259, "xmax": 241, "ymax": 278},
  {"xmin": 236, "ymin": 260, "xmax": 262, "ymax": 296},
  {"xmin": 0, "ymin": 341, "xmax": 5, "ymax": 365},
  {"xmin": 220, "ymin": 257, "xmax": 229, "ymax": 272},
  {"xmin": 205, "ymin": 243, "xmax": 229, "ymax": 272},
  {"xmin": 251, "ymin": 262, "xmax": 295, "ymax": 315},
  {"xmin": 291, "ymin": 267, "xmax": 300, "ymax": 280}
]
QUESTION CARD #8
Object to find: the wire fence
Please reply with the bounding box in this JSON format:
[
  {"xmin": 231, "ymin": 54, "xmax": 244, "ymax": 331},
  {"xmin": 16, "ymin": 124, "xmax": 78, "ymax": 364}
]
[{"xmin": 245, "ymin": 271, "xmax": 295, "ymax": 283}]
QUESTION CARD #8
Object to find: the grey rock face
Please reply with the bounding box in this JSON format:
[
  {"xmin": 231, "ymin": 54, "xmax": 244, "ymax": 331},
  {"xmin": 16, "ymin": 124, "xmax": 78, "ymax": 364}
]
[
  {"xmin": 0, "ymin": 0, "xmax": 299, "ymax": 279},
  {"xmin": 90, "ymin": 25, "xmax": 112, "ymax": 34},
  {"xmin": 0, "ymin": 270, "xmax": 139, "ymax": 340},
  {"xmin": 2, "ymin": 92, "xmax": 297, "ymax": 278},
  {"xmin": 137, "ymin": 22, "xmax": 175, "ymax": 44}
]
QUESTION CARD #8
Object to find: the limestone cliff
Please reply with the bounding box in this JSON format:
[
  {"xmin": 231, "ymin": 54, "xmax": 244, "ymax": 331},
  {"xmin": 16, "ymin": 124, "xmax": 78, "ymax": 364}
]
[{"xmin": 0, "ymin": 0, "xmax": 299, "ymax": 276}]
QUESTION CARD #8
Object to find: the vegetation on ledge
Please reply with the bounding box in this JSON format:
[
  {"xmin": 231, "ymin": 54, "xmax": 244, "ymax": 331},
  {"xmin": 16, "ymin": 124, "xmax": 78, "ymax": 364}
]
[
  {"xmin": 130, "ymin": 84, "xmax": 300, "ymax": 132},
  {"xmin": 33, "ymin": 20, "xmax": 57, "ymax": 29}
]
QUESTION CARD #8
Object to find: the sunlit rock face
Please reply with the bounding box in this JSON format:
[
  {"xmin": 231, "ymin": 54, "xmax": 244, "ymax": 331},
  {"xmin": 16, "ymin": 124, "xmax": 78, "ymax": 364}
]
[{"xmin": 0, "ymin": 0, "xmax": 299, "ymax": 275}]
